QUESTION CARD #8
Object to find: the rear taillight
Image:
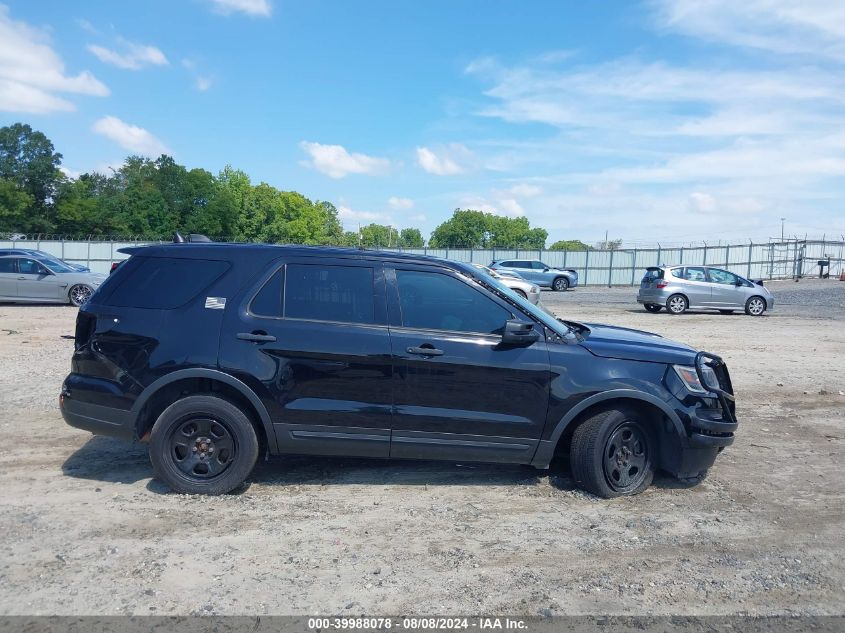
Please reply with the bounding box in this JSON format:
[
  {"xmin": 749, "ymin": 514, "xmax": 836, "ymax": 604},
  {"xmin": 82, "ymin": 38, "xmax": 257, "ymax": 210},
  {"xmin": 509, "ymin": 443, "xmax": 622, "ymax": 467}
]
[
  {"xmin": 110, "ymin": 262, "xmax": 120, "ymax": 273},
  {"xmin": 74, "ymin": 310, "xmax": 96, "ymax": 351},
  {"xmin": 656, "ymin": 281, "xmax": 668, "ymax": 288}
]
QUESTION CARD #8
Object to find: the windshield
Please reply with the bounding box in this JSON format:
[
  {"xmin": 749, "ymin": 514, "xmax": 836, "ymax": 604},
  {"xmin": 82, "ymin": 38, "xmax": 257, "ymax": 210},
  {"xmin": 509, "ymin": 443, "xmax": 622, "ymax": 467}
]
[
  {"xmin": 39, "ymin": 258, "xmax": 75, "ymax": 273},
  {"xmin": 458, "ymin": 263, "xmax": 568, "ymax": 336}
]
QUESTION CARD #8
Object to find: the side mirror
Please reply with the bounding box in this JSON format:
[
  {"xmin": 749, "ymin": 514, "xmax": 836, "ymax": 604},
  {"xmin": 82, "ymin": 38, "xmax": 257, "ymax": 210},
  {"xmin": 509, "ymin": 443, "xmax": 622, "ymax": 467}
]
[
  {"xmin": 543, "ymin": 267, "xmax": 550, "ymax": 272},
  {"xmin": 501, "ymin": 320, "xmax": 540, "ymax": 346},
  {"xmin": 734, "ymin": 279, "xmax": 743, "ymax": 286}
]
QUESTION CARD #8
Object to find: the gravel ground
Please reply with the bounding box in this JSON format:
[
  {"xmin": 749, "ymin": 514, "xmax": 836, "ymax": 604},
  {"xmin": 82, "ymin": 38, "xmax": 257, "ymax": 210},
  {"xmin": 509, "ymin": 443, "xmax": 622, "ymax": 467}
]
[{"xmin": 0, "ymin": 281, "xmax": 843, "ymax": 616}]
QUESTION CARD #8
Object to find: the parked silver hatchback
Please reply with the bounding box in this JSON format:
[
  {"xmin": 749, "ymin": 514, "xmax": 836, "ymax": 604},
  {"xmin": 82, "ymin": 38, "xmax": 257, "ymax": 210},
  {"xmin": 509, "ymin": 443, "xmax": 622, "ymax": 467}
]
[{"xmin": 637, "ymin": 265, "xmax": 774, "ymax": 316}]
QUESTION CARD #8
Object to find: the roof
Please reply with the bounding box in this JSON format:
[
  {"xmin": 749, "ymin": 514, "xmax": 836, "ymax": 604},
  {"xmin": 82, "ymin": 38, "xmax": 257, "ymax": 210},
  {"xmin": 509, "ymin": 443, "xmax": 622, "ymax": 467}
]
[{"xmin": 119, "ymin": 242, "xmax": 458, "ymax": 268}]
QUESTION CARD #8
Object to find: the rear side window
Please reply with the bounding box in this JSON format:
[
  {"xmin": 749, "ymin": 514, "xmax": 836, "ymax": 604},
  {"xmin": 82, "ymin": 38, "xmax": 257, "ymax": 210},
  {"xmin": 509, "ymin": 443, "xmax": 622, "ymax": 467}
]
[
  {"xmin": 105, "ymin": 257, "xmax": 230, "ymax": 309},
  {"xmin": 250, "ymin": 268, "xmax": 285, "ymax": 317},
  {"xmin": 0, "ymin": 259, "xmax": 15, "ymax": 273},
  {"xmin": 684, "ymin": 267, "xmax": 706, "ymax": 282},
  {"xmin": 670, "ymin": 268, "xmax": 684, "ymax": 279},
  {"xmin": 285, "ymin": 264, "xmax": 374, "ymax": 324}
]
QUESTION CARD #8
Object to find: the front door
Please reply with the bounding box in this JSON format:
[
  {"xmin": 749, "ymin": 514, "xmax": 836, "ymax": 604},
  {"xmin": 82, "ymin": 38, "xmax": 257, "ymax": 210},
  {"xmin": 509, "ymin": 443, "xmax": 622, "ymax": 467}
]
[
  {"xmin": 386, "ymin": 266, "xmax": 551, "ymax": 464},
  {"xmin": 706, "ymin": 268, "xmax": 742, "ymax": 308},
  {"xmin": 218, "ymin": 257, "xmax": 393, "ymax": 458},
  {"xmin": 15, "ymin": 258, "xmax": 62, "ymax": 301}
]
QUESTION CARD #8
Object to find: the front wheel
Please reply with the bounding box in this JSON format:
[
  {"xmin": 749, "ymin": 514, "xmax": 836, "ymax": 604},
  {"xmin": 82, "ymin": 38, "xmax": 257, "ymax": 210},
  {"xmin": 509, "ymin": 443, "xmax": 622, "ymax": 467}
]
[
  {"xmin": 553, "ymin": 277, "xmax": 570, "ymax": 291},
  {"xmin": 68, "ymin": 284, "xmax": 93, "ymax": 307},
  {"xmin": 514, "ymin": 289, "xmax": 527, "ymax": 299},
  {"xmin": 149, "ymin": 395, "xmax": 259, "ymax": 495},
  {"xmin": 644, "ymin": 303, "xmax": 662, "ymax": 313},
  {"xmin": 745, "ymin": 296, "xmax": 766, "ymax": 316},
  {"xmin": 666, "ymin": 294, "xmax": 688, "ymax": 314},
  {"xmin": 570, "ymin": 407, "xmax": 656, "ymax": 498}
]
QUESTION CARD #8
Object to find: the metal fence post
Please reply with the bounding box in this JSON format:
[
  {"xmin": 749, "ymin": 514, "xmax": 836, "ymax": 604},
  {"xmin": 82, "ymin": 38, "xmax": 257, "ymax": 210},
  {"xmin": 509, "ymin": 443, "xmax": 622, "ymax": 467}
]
[
  {"xmin": 724, "ymin": 244, "xmax": 729, "ymax": 269},
  {"xmin": 703, "ymin": 242, "xmax": 708, "ymax": 265},
  {"xmin": 563, "ymin": 249, "xmax": 567, "ymax": 269},
  {"xmin": 631, "ymin": 248, "xmax": 637, "ymax": 286},
  {"xmin": 608, "ymin": 249, "xmax": 614, "ymax": 287},
  {"xmin": 656, "ymin": 244, "xmax": 661, "ymax": 266},
  {"xmin": 584, "ymin": 249, "xmax": 590, "ymax": 286},
  {"xmin": 747, "ymin": 241, "xmax": 753, "ymax": 279},
  {"xmin": 679, "ymin": 247, "xmax": 684, "ymax": 265}
]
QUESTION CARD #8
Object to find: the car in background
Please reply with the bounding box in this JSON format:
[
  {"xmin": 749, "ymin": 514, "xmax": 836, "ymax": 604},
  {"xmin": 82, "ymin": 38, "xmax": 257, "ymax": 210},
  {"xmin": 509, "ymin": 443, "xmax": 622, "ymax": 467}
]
[
  {"xmin": 637, "ymin": 265, "xmax": 774, "ymax": 316},
  {"xmin": 471, "ymin": 263, "xmax": 540, "ymax": 304},
  {"xmin": 0, "ymin": 255, "xmax": 106, "ymax": 306},
  {"xmin": 490, "ymin": 259, "xmax": 579, "ymax": 291},
  {"xmin": 0, "ymin": 249, "xmax": 90, "ymax": 272}
]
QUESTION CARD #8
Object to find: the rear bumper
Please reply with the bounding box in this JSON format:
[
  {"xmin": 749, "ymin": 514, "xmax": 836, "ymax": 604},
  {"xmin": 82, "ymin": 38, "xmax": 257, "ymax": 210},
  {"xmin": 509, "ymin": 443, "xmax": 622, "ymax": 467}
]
[
  {"xmin": 60, "ymin": 376, "xmax": 135, "ymax": 441},
  {"xmin": 637, "ymin": 290, "xmax": 669, "ymax": 304}
]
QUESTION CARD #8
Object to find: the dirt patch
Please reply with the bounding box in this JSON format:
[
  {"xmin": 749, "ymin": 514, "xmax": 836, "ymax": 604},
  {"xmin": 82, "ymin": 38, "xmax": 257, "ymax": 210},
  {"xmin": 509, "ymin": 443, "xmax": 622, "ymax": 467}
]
[{"xmin": 0, "ymin": 298, "xmax": 843, "ymax": 616}]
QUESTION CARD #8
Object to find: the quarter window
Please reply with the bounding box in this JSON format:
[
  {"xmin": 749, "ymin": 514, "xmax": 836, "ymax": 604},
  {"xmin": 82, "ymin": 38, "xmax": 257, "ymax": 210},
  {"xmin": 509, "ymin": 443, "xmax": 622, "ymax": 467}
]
[
  {"xmin": 285, "ymin": 264, "xmax": 374, "ymax": 324},
  {"xmin": 670, "ymin": 268, "xmax": 684, "ymax": 279},
  {"xmin": 105, "ymin": 257, "xmax": 230, "ymax": 309},
  {"xmin": 396, "ymin": 270, "xmax": 512, "ymax": 334}
]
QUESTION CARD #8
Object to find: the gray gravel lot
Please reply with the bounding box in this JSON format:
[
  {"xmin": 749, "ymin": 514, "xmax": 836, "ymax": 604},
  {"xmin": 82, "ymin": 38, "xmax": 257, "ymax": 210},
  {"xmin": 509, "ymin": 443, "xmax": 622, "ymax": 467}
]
[{"xmin": 0, "ymin": 280, "xmax": 843, "ymax": 616}]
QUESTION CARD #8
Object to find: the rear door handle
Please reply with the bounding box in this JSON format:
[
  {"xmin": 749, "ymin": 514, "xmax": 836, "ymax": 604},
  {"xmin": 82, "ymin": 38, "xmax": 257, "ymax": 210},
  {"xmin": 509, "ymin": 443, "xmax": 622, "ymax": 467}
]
[
  {"xmin": 237, "ymin": 332, "xmax": 277, "ymax": 342},
  {"xmin": 406, "ymin": 346, "xmax": 444, "ymax": 356}
]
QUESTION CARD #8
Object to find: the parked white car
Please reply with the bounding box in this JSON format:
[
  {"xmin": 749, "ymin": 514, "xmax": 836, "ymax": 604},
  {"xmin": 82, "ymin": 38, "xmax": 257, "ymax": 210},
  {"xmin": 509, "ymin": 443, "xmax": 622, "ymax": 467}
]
[
  {"xmin": 471, "ymin": 264, "xmax": 541, "ymax": 304},
  {"xmin": 0, "ymin": 255, "xmax": 106, "ymax": 306}
]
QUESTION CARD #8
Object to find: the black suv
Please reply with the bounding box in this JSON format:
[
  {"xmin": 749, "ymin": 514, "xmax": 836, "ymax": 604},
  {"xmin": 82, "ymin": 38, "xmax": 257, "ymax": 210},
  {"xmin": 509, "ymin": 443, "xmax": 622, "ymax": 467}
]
[{"xmin": 60, "ymin": 244, "xmax": 737, "ymax": 497}]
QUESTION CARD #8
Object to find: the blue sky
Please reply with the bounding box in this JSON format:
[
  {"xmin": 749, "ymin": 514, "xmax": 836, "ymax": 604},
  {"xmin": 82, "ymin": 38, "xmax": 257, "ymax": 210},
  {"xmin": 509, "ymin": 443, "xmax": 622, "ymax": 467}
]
[{"xmin": 1, "ymin": 0, "xmax": 844, "ymax": 244}]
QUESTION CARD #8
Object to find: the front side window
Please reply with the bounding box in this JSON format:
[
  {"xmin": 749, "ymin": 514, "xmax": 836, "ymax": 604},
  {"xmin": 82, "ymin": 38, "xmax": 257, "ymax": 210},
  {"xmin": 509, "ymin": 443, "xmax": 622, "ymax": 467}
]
[
  {"xmin": 285, "ymin": 264, "xmax": 374, "ymax": 324},
  {"xmin": 250, "ymin": 268, "xmax": 285, "ymax": 317},
  {"xmin": 18, "ymin": 258, "xmax": 47, "ymax": 275},
  {"xmin": 684, "ymin": 267, "xmax": 706, "ymax": 282},
  {"xmin": 531, "ymin": 261, "xmax": 547, "ymax": 270},
  {"xmin": 512, "ymin": 261, "xmax": 530, "ymax": 269},
  {"xmin": 396, "ymin": 270, "xmax": 512, "ymax": 334},
  {"xmin": 708, "ymin": 269, "xmax": 738, "ymax": 285}
]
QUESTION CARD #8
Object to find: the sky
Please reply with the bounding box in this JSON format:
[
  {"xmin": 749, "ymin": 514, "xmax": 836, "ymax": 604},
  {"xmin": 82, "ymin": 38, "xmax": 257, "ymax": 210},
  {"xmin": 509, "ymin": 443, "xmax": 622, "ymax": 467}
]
[{"xmin": 1, "ymin": 0, "xmax": 844, "ymax": 245}]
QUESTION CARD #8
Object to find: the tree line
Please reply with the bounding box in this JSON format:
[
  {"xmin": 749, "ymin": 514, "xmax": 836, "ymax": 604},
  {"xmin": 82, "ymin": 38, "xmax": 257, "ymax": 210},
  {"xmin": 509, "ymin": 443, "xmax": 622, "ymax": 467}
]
[{"xmin": 0, "ymin": 122, "xmax": 595, "ymax": 250}]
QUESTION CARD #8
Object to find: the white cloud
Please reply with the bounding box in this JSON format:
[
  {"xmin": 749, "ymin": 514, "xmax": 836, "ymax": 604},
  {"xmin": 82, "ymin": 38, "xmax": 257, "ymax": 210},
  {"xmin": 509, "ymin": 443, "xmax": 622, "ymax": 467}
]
[
  {"xmin": 195, "ymin": 76, "xmax": 212, "ymax": 91},
  {"xmin": 0, "ymin": 5, "xmax": 108, "ymax": 113},
  {"xmin": 688, "ymin": 192, "xmax": 717, "ymax": 213},
  {"xmin": 92, "ymin": 116, "xmax": 170, "ymax": 156},
  {"xmin": 506, "ymin": 183, "xmax": 542, "ymax": 197},
  {"xmin": 209, "ymin": 0, "xmax": 272, "ymax": 17},
  {"xmin": 87, "ymin": 40, "xmax": 168, "ymax": 70},
  {"xmin": 299, "ymin": 141, "xmax": 390, "ymax": 178},
  {"xmin": 387, "ymin": 196, "xmax": 414, "ymax": 210},
  {"xmin": 416, "ymin": 144, "xmax": 471, "ymax": 175}
]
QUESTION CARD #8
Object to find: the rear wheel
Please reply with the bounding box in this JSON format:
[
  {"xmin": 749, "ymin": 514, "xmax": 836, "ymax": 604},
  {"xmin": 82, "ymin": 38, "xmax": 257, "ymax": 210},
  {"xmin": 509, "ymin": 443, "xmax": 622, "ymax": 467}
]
[
  {"xmin": 570, "ymin": 407, "xmax": 656, "ymax": 498},
  {"xmin": 644, "ymin": 303, "xmax": 662, "ymax": 313},
  {"xmin": 666, "ymin": 294, "xmax": 688, "ymax": 314},
  {"xmin": 745, "ymin": 296, "xmax": 766, "ymax": 316},
  {"xmin": 553, "ymin": 277, "xmax": 570, "ymax": 291},
  {"xmin": 149, "ymin": 395, "xmax": 259, "ymax": 495},
  {"xmin": 68, "ymin": 284, "xmax": 92, "ymax": 307}
]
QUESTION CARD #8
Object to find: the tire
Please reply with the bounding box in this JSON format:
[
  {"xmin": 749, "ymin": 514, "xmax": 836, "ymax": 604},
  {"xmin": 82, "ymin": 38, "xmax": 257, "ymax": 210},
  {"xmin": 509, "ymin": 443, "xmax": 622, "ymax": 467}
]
[
  {"xmin": 666, "ymin": 294, "xmax": 688, "ymax": 315},
  {"xmin": 570, "ymin": 407, "xmax": 657, "ymax": 498},
  {"xmin": 514, "ymin": 289, "xmax": 527, "ymax": 299},
  {"xmin": 553, "ymin": 277, "xmax": 570, "ymax": 291},
  {"xmin": 644, "ymin": 303, "xmax": 662, "ymax": 313},
  {"xmin": 68, "ymin": 284, "xmax": 93, "ymax": 307},
  {"xmin": 745, "ymin": 296, "xmax": 766, "ymax": 316},
  {"xmin": 718, "ymin": 310, "xmax": 735, "ymax": 315},
  {"xmin": 149, "ymin": 395, "xmax": 259, "ymax": 495}
]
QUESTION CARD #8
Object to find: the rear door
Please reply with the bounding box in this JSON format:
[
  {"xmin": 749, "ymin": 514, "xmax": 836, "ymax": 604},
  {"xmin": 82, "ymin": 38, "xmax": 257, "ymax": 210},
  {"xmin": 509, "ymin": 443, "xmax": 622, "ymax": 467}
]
[
  {"xmin": 0, "ymin": 258, "xmax": 17, "ymax": 298},
  {"xmin": 386, "ymin": 265, "xmax": 551, "ymax": 464},
  {"xmin": 218, "ymin": 256, "xmax": 393, "ymax": 458},
  {"xmin": 680, "ymin": 266, "xmax": 712, "ymax": 308}
]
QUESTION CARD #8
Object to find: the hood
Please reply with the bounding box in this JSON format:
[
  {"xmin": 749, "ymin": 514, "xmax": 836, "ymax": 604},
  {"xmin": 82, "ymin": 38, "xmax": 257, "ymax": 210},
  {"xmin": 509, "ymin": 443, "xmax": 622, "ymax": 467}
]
[
  {"xmin": 57, "ymin": 271, "xmax": 107, "ymax": 285},
  {"xmin": 578, "ymin": 322, "xmax": 697, "ymax": 365}
]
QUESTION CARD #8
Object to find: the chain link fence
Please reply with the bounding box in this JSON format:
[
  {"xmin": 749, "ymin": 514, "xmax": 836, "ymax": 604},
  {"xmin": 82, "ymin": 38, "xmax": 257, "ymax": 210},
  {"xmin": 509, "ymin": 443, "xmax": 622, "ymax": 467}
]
[{"xmin": 2, "ymin": 235, "xmax": 843, "ymax": 284}]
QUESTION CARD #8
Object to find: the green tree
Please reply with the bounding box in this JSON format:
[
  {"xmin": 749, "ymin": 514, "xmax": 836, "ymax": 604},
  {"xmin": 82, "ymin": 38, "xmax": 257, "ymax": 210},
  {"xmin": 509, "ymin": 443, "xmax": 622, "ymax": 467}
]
[
  {"xmin": 399, "ymin": 227, "xmax": 424, "ymax": 248},
  {"xmin": 595, "ymin": 238, "xmax": 623, "ymax": 250},
  {"xmin": 359, "ymin": 223, "xmax": 396, "ymax": 248},
  {"xmin": 0, "ymin": 123, "xmax": 63, "ymax": 229},
  {"xmin": 549, "ymin": 239, "xmax": 591, "ymax": 251},
  {"xmin": 429, "ymin": 209, "xmax": 547, "ymax": 249},
  {"xmin": 0, "ymin": 179, "xmax": 34, "ymax": 233}
]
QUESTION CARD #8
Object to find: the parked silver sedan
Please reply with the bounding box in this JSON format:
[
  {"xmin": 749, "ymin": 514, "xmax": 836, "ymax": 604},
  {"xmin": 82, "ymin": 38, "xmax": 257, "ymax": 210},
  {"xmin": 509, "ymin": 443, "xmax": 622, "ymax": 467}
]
[
  {"xmin": 0, "ymin": 255, "xmax": 106, "ymax": 306},
  {"xmin": 471, "ymin": 264, "xmax": 541, "ymax": 304},
  {"xmin": 637, "ymin": 265, "xmax": 774, "ymax": 315}
]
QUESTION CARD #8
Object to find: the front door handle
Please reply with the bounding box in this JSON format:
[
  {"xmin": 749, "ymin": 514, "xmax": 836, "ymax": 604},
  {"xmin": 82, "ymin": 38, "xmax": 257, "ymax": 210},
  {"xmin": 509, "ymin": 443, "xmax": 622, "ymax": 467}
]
[
  {"xmin": 237, "ymin": 332, "xmax": 277, "ymax": 343},
  {"xmin": 407, "ymin": 345, "xmax": 444, "ymax": 356}
]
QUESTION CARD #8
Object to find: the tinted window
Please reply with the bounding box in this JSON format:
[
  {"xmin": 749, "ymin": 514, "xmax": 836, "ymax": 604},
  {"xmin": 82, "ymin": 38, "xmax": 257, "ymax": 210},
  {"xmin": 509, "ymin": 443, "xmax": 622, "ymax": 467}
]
[
  {"xmin": 670, "ymin": 268, "xmax": 684, "ymax": 279},
  {"xmin": 0, "ymin": 259, "xmax": 15, "ymax": 273},
  {"xmin": 708, "ymin": 269, "xmax": 738, "ymax": 285},
  {"xmin": 531, "ymin": 261, "xmax": 546, "ymax": 270},
  {"xmin": 285, "ymin": 264, "xmax": 374, "ymax": 324},
  {"xmin": 106, "ymin": 257, "xmax": 230, "ymax": 309},
  {"xmin": 19, "ymin": 258, "xmax": 47, "ymax": 275},
  {"xmin": 642, "ymin": 268, "xmax": 663, "ymax": 282},
  {"xmin": 250, "ymin": 268, "xmax": 285, "ymax": 317},
  {"xmin": 684, "ymin": 267, "xmax": 706, "ymax": 282},
  {"xmin": 511, "ymin": 261, "xmax": 530, "ymax": 269},
  {"xmin": 498, "ymin": 261, "xmax": 514, "ymax": 267},
  {"xmin": 396, "ymin": 270, "xmax": 512, "ymax": 334}
]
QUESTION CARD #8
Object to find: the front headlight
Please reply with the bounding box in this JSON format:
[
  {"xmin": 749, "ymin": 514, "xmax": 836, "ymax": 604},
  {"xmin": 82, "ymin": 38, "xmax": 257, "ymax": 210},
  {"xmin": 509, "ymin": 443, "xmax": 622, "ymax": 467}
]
[
  {"xmin": 530, "ymin": 285, "xmax": 539, "ymax": 293},
  {"xmin": 673, "ymin": 364, "xmax": 719, "ymax": 394}
]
